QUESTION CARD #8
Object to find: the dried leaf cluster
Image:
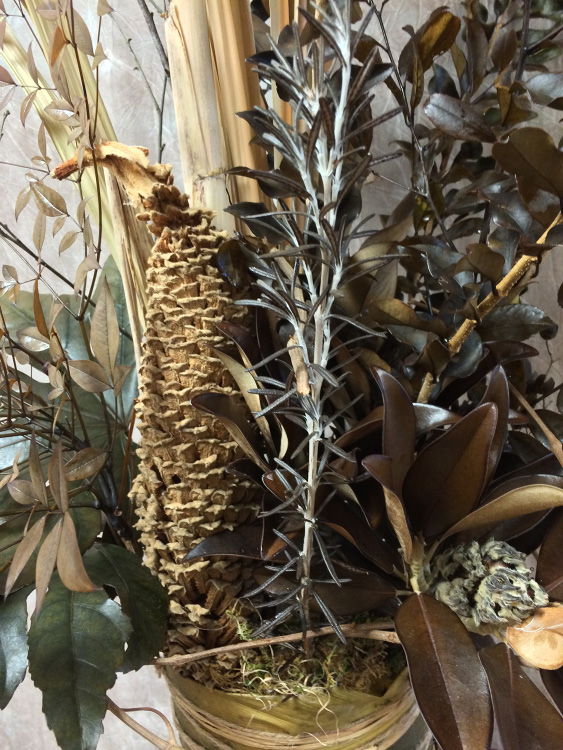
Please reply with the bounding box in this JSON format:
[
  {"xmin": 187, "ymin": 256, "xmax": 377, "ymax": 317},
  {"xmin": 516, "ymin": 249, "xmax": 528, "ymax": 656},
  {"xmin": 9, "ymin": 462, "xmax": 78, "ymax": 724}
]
[{"xmin": 0, "ymin": 1, "xmax": 563, "ymax": 750}]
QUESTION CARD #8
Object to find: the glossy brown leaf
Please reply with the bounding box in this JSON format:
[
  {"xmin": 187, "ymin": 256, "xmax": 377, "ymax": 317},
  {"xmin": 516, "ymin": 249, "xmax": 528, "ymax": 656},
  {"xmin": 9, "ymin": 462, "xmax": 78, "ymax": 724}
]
[
  {"xmin": 413, "ymin": 404, "xmax": 461, "ymax": 434},
  {"xmin": 537, "ymin": 510, "xmax": 563, "ymax": 601},
  {"xmin": 183, "ymin": 527, "xmax": 264, "ymax": 561},
  {"xmin": 362, "ymin": 455, "xmax": 412, "ymax": 562},
  {"xmin": 541, "ymin": 668, "xmax": 563, "ymax": 715},
  {"xmin": 314, "ymin": 560, "xmax": 396, "ymax": 616},
  {"xmin": 403, "ymin": 404, "xmax": 497, "ymax": 538},
  {"xmin": 191, "ymin": 392, "xmax": 269, "ymax": 470},
  {"xmin": 506, "ymin": 605, "xmax": 563, "ymax": 670},
  {"xmin": 480, "ymin": 643, "xmax": 563, "ymax": 750},
  {"xmin": 465, "ymin": 18, "xmax": 487, "ymax": 93},
  {"xmin": 375, "ymin": 369, "xmax": 415, "ymax": 491},
  {"xmin": 35, "ymin": 518, "xmax": 63, "ymax": 612},
  {"xmin": 492, "ymin": 127, "xmax": 563, "ymax": 198},
  {"xmin": 28, "ymin": 433, "xmax": 48, "ymax": 507},
  {"xmin": 479, "ymin": 367, "xmax": 509, "ymax": 484},
  {"xmin": 90, "ymin": 279, "xmax": 118, "ymax": 378},
  {"xmin": 396, "ymin": 594, "xmax": 492, "ymax": 750},
  {"xmin": 442, "ymin": 483, "xmax": 563, "ymax": 540},
  {"xmin": 56, "ymin": 513, "xmax": 95, "ymax": 593},
  {"xmin": 424, "ymin": 94, "xmax": 495, "ymax": 142},
  {"xmin": 5, "ymin": 516, "xmax": 47, "ymax": 597}
]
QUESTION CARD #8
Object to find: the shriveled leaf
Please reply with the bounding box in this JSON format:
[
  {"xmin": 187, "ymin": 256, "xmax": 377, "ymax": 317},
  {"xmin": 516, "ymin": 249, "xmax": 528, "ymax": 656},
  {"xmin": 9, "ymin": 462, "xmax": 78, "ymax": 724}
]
[
  {"xmin": 31, "ymin": 182, "xmax": 67, "ymax": 217},
  {"xmin": 28, "ymin": 576, "xmax": 131, "ymax": 750},
  {"xmin": 506, "ymin": 605, "xmax": 563, "ymax": 670},
  {"xmin": 48, "ymin": 441, "xmax": 68, "ymax": 512},
  {"xmin": 56, "ymin": 513, "xmax": 95, "ymax": 593},
  {"xmin": 424, "ymin": 94, "xmax": 495, "ymax": 142},
  {"xmin": 68, "ymin": 359, "xmax": 111, "ymax": 392},
  {"xmin": 90, "ymin": 279, "xmax": 118, "ymax": 377},
  {"xmin": 83, "ymin": 545, "xmax": 168, "ymax": 671},
  {"xmin": 492, "ymin": 127, "xmax": 563, "ymax": 198},
  {"xmin": 480, "ymin": 643, "xmax": 563, "ymax": 750},
  {"xmin": 403, "ymin": 404, "xmax": 497, "ymax": 538},
  {"xmin": 396, "ymin": 594, "xmax": 492, "ymax": 750},
  {"xmin": 537, "ymin": 510, "xmax": 563, "ymax": 600},
  {"xmin": 191, "ymin": 392, "xmax": 268, "ymax": 470},
  {"xmin": 5, "ymin": 515, "xmax": 46, "ymax": 597},
  {"xmin": 65, "ymin": 448, "xmax": 108, "ymax": 482},
  {"xmin": 35, "ymin": 518, "xmax": 63, "ymax": 612},
  {"xmin": 0, "ymin": 587, "xmax": 31, "ymax": 709},
  {"xmin": 442, "ymin": 484, "xmax": 563, "ymax": 539}
]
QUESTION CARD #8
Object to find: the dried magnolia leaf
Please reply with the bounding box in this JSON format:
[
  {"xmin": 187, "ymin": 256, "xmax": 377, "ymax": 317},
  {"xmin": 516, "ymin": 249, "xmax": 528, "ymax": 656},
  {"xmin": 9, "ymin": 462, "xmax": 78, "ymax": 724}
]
[
  {"xmin": 65, "ymin": 448, "xmax": 108, "ymax": 482},
  {"xmin": 56, "ymin": 513, "xmax": 95, "ymax": 592},
  {"xmin": 35, "ymin": 519, "xmax": 63, "ymax": 612},
  {"xmin": 506, "ymin": 606, "xmax": 563, "ymax": 670},
  {"xmin": 5, "ymin": 516, "xmax": 47, "ymax": 597},
  {"xmin": 68, "ymin": 360, "xmax": 111, "ymax": 393},
  {"xmin": 90, "ymin": 279, "xmax": 118, "ymax": 378}
]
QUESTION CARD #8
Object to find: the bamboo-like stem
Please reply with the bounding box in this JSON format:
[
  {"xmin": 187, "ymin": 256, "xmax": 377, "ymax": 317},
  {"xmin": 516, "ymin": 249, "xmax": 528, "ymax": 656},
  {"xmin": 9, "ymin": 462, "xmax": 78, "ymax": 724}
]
[
  {"xmin": 448, "ymin": 212, "xmax": 563, "ymax": 357},
  {"xmin": 206, "ymin": 0, "xmax": 269, "ymax": 203},
  {"xmin": 155, "ymin": 623, "xmax": 399, "ymax": 668},
  {"xmin": 164, "ymin": 0, "xmax": 234, "ymax": 230}
]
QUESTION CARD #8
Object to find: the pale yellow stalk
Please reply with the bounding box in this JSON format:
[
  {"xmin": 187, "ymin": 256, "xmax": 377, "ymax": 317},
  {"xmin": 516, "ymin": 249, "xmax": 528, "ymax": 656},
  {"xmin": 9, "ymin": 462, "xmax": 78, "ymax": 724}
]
[{"xmin": 164, "ymin": 0, "xmax": 234, "ymax": 231}]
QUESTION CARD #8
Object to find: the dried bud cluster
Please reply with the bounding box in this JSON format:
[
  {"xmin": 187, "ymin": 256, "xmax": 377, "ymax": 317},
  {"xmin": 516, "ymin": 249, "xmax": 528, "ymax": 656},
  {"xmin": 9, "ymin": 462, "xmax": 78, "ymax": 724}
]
[
  {"xmin": 130, "ymin": 177, "xmax": 258, "ymax": 680},
  {"xmin": 427, "ymin": 540, "xmax": 548, "ymax": 627}
]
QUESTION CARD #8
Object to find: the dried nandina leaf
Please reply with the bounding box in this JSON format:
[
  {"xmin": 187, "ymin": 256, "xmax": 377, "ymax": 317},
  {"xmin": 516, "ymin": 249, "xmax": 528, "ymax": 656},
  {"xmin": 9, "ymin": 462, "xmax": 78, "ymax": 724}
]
[
  {"xmin": 374, "ymin": 369, "xmax": 415, "ymax": 490},
  {"xmin": 537, "ymin": 510, "xmax": 563, "ymax": 600},
  {"xmin": 56, "ymin": 513, "xmax": 95, "ymax": 593},
  {"xmin": 35, "ymin": 519, "xmax": 63, "ymax": 612},
  {"xmin": 50, "ymin": 25, "xmax": 67, "ymax": 66},
  {"xmin": 492, "ymin": 127, "xmax": 563, "ymax": 198},
  {"xmin": 505, "ymin": 605, "xmax": 563, "ymax": 670},
  {"xmin": 7, "ymin": 480, "xmax": 38, "ymax": 506},
  {"xmin": 29, "ymin": 433, "xmax": 48, "ymax": 507},
  {"xmin": 0, "ymin": 65, "xmax": 14, "ymax": 85},
  {"xmin": 442, "ymin": 484, "xmax": 563, "ymax": 540},
  {"xmin": 28, "ymin": 577, "xmax": 131, "ymax": 750},
  {"xmin": 362, "ymin": 455, "xmax": 412, "ymax": 563},
  {"xmin": 33, "ymin": 211, "xmax": 46, "ymax": 253},
  {"xmin": 0, "ymin": 587, "xmax": 30, "ymax": 709},
  {"xmin": 33, "ymin": 278, "xmax": 49, "ymax": 338},
  {"xmin": 31, "ymin": 182, "xmax": 67, "ymax": 217},
  {"xmin": 480, "ymin": 643, "xmax": 563, "ymax": 750},
  {"xmin": 424, "ymin": 94, "xmax": 495, "ymax": 142},
  {"xmin": 191, "ymin": 392, "xmax": 269, "ymax": 470},
  {"xmin": 90, "ymin": 279, "xmax": 118, "ymax": 378},
  {"xmin": 396, "ymin": 594, "xmax": 492, "ymax": 750},
  {"xmin": 5, "ymin": 516, "xmax": 47, "ymax": 597},
  {"xmin": 64, "ymin": 448, "xmax": 108, "ymax": 482},
  {"xmin": 48, "ymin": 441, "xmax": 68, "ymax": 512},
  {"xmin": 403, "ymin": 404, "xmax": 497, "ymax": 538},
  {"xmin": 68, "ymin": 359, "xmax": 112, "ymax": 392},
  {"xmin": 71, "ymin": 10, "xmax": 94, "ymax": 56}
]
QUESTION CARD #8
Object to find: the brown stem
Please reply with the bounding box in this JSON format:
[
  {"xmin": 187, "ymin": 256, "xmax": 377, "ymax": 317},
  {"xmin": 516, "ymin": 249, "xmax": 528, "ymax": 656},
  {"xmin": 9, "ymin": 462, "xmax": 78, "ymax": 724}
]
[
  {"xmin": 155, "ymin": 622, "xmax": 399, "ymax": 668},
  {"xmin": 417, "ymin": 372, "xmax": 434, "ymax": 404},
  {"xmin": 107, "ymin": 699, "xmax": 182, "ymax": 750},
  {"xmin": 448, "ymin": 212, "xmax": 563, "ymax": 357},
  {"xmin": 135, "ymin": 0, "xmax": 169, "ymax": 72}
]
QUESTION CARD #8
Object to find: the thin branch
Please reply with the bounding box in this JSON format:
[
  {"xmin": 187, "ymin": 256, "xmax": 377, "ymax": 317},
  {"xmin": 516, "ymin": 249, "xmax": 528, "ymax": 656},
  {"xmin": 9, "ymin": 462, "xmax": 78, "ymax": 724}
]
[
  {"xmin": 107, "ymin": 699, "xmax": 182, "ymax": 750},
  {"xmin": 155, "ymin": 622, "xmax": 399, "ymax": 668},
  {"xmin": 515, "ymin": 0, "xmax": 532, "ymax": 82},
  {"xmin": 525, "ymin": 22, "xmax": 563, "ymax": 57},
  {"xmin": 135, "ymin": 0, "xmax": 169, "ymax": 73}
]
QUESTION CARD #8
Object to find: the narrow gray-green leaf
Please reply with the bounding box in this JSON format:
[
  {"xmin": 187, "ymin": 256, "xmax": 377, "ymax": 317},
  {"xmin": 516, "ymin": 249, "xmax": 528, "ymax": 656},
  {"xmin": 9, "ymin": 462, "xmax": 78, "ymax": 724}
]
[
  {"xmin": 83, "ymin": 545, "xmax": 168, "ymax": 671},
  {"xmin": 28, "ymin": 577, "xmax": 131, "ymax": 750}
]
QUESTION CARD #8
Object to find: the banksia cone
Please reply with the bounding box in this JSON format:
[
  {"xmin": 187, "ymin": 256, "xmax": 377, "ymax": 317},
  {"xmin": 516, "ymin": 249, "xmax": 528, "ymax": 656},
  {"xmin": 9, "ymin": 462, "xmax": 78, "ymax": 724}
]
[{"xmin": 130, "ymin": 168, "xmax": 258, "ymax": 682}]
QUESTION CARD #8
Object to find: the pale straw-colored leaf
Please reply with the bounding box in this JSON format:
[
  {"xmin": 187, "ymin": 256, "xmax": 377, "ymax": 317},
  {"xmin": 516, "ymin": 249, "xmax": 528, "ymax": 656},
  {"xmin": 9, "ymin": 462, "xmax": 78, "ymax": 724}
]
[
  {"xmin": 7, "ymin": 480, "xmax": 39, "ymax": 506},
  {"xmin": 68, "ymin": 359, "xmax": 111, "ymax": 392},
  {"xmin": 90, "ymin": 279, "xmax": 119, "ymax": 377},
  {"xmin": 28, "ymin": 433, "xmax": 48, "ymax": 506},
  {"xmin": 35, "ymin": 518, "xmax": 63, "ymax": 611},
  {"xmin": 56, "ymin": 512, "xmax": 95, "ymax": 592},
  {"xmin": 32, "ymin": 210, "xmax": 46, "ymax": 252},
  {"xmin": 4, "ymin": 515, "xmax": 46, "ymax": 597},
  {"xmin": 64, "ymin": 447, "xmax": 108, "ymax": 481},
  {"xmin": 48, "ymin": 440, "xmax": 69, "ymax": 512}
]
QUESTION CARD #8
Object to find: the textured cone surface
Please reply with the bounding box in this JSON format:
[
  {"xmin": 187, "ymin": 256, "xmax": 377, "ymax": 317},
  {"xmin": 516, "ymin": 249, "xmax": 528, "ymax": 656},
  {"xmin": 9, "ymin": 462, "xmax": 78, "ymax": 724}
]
[{"xmin": 131, "ymin": 178, "xmax": 258, "ymax": 683}]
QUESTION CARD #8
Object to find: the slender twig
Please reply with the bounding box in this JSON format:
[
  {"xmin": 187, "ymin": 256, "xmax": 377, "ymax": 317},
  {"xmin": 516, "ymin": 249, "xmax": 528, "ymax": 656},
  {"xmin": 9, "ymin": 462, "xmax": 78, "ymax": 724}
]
[
  {"xmin": 525, "ymin": 22, "xmax": 563, "ymax": 56},
  {"xmin": 135, "ymin": 0, "xmax": 169, "ymax": 73},
  {"xmin": 448, "ymin": 212, "xmax": 563, "ymax": 356},
  {"xmin": 155, "ymin": 622, "xmax": 399, "ymax": 668},
  {"xmin": 107, "ymin": 700, "xmax": 182, "ymax": 750},
  {"xmin": 158, "ymin": 74, "xmax": 167, "ymax": 161},
  {"xmin": 515, "ymin": 0, "xmax": 532, "ymax": 82}
]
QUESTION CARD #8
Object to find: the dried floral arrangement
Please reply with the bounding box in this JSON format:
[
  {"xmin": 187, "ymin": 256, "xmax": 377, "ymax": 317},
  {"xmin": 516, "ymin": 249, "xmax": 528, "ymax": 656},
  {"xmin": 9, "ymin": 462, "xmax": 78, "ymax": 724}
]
[{"xmin": 1, "ymin": 1, "xmax": 563, "ymax": 749}]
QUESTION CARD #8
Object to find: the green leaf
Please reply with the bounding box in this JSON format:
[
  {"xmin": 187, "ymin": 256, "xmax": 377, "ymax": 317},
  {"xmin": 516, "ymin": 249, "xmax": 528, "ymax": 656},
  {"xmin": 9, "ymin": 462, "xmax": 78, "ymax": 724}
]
[
  {"xmin": 395, "ymin": 594, "xmax": 492, "ymax": 750},
  {"xmin": 83, "ymin": 545, "xmax": 168, "ymax": 671},
  {"xmin": 28, "ymin": 576, "xmax": 132, "ymax": 750},
  {"xmin": 481, "ymin": 643, "xmax": 563, "ymax": 750},
  {"xmin": 0, "ymin": 587, "xmax": 31, "ymax": 709},
  {"xmin": 424, "ymin": 94, "xmax": 495, "ymax": 142}
]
